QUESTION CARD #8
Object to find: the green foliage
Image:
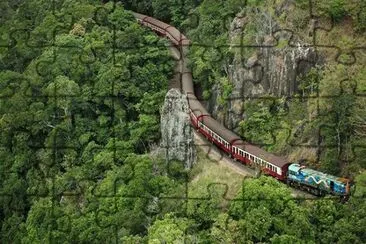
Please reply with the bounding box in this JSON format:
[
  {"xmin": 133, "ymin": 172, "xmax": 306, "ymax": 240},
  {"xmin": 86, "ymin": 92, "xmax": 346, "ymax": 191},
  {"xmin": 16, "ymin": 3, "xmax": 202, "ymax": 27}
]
[
  {"xmin": 0, "ymin": 0, "xmax": 175, "ymax": 241},
  {"xmin": 210, "ymin": 177, "xmax": 315, "ymax": 243},
  {"xmin": 238, "ymin": 99, "xmax": 289, "ymax": 151},
  {"xmin": 298, "ymin": 67, "xmax": 321, "ymax": 96},
  {"xmin": 186, "ymin": 0, "xmax": 246, "ymax": 92},
  {"xmin": 327, "ymin": 0, "xmax": 347, "ymax": 22},
  {"xmin": 1, "ymin": 0, "xmax": 366, "ymax": 243},
  {"xmin": 217, "ymin": 75, "xmax": 233, "ymax": 106},
  {"xmin": 120, "ymin": 0, "xmax": 199, "ymax": 27},
  {"xmin": 315, "ymin": 0, "xmax": 347, "ymax": 22},
  {"xmin": 148, "ymin": 213, "xmax": 195, "ymax": 243}
]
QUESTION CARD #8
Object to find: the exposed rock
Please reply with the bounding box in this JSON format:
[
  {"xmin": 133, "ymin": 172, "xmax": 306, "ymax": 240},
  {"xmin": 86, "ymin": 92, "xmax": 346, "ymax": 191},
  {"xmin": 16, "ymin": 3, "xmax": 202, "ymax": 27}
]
[
  {"xmin": 209, "ymin": 5, "xmax": 319, "ymax": 132},
  {"xmin": 160, "ymin": 88, "xmax": 196, "ymax": 169}
]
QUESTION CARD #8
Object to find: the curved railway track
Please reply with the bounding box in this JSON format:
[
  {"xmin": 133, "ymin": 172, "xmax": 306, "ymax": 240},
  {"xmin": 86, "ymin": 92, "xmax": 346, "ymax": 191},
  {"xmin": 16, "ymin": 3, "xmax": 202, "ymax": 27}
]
[{"xmin": 131, "ymin": 11, "xmax": 351, "ymax": 199}]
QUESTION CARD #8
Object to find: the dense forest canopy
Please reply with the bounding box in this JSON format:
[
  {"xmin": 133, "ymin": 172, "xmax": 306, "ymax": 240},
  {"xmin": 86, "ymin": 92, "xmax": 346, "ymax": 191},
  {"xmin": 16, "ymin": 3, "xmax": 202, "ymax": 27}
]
[{"xmin": 0, "ymin": 0, "xmax": 366, "ymax": 243}]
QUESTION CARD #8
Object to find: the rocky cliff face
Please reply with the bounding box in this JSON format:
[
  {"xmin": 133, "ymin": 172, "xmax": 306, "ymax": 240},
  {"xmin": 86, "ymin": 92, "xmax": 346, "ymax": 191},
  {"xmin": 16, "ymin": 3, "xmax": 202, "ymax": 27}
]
[
  {"xmin": 160, "ymin": 88, "xmax": 196, "ymax": 169},
  {"xmin": 209, "ymin": 5, "xmax": 319, "ymax": 132}
]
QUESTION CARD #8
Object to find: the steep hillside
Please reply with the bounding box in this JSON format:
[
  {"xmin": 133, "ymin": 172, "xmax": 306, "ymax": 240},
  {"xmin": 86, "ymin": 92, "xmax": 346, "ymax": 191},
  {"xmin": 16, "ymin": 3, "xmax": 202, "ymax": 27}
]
[{"xmin": 186, "ymin": 0, "xmax": 366, "ymax": 177}]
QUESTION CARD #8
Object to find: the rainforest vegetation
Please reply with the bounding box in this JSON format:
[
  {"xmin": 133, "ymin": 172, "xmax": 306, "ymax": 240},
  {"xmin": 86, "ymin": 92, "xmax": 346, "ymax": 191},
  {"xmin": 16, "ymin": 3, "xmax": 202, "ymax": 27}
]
[{"xmin": 0, "ymin": 0, "xmax": 365, "ymax": 243}]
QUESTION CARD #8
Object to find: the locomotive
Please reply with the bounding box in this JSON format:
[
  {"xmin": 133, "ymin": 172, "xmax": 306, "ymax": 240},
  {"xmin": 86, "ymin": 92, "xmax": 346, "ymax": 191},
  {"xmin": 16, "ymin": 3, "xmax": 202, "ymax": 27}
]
[{"xmin": 131, "ymin": 12, "xmax": 351, "ymax": 197}]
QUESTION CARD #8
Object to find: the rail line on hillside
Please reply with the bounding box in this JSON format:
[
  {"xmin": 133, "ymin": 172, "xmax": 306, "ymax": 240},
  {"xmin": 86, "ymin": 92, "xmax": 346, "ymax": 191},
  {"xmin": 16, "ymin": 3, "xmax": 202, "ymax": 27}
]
[{"xmin": 131, "ymin": 11, "xmax": 351, "ymax": 199}]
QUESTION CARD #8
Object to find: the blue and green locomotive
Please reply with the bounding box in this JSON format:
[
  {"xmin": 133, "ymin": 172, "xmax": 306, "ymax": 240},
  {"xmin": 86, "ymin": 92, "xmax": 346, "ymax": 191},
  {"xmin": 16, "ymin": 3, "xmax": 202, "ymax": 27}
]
[{"xmin": 287, "ymin": 163, "xmax": 351, "ymax": 196}]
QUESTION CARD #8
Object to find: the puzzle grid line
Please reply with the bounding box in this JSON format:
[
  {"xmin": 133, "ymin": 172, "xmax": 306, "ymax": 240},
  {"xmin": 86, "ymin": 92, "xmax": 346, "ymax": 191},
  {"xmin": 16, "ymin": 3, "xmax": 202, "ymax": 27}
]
[{"xmin": 1, "ymin": 0, "xmax": 366, "ymax": 242}]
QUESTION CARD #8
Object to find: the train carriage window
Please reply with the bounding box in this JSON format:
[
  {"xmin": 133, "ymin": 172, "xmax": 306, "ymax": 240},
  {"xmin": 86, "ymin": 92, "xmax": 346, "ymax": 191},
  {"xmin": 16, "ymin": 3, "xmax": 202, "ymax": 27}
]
[{"xmin": 330, "ymin": 181, "xmax": 334, "ymax": 191}]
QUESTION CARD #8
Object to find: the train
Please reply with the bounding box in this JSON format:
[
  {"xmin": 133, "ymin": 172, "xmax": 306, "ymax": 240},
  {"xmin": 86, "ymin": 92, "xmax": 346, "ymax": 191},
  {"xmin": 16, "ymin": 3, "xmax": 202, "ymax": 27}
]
[{"xmin": 131, "ymin": 12, "xmax": 351, "ymax": 198}]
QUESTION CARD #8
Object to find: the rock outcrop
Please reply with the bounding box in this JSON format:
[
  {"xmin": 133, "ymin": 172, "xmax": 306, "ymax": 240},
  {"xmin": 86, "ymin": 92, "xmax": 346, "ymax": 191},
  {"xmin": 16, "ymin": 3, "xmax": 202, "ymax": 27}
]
[
  {"xmin": 208, "ymin": 5, "xmax": 319, "ymax": 132},
  {"xmin": 160, "ymin": 88, "xmax": 196, "ymax": 169}
]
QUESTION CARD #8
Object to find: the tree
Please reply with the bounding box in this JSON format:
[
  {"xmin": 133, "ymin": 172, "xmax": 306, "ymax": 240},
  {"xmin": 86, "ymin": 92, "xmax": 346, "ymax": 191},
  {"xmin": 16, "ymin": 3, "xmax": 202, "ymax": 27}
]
[
  {"xmin": 148, "ymin": 213, "xmax": 195, "ymax": 243},
  {"xmin": 229, "ymin": 177, "xmax": 314, "ymax": 242}
]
